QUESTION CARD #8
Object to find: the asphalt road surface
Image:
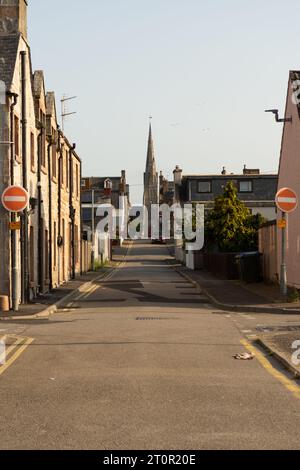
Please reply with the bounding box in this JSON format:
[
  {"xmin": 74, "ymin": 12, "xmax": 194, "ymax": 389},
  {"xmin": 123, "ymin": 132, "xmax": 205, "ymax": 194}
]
[{"xmin": 1, "ymin": 241, "xmax": 300, "ymax": 450}]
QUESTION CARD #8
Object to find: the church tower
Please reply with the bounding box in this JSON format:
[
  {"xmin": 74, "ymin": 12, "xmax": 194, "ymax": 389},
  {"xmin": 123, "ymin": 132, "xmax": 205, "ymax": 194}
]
[{"xmin": 143, "ymin": 121, "xmax": 159, "ymax": 213}]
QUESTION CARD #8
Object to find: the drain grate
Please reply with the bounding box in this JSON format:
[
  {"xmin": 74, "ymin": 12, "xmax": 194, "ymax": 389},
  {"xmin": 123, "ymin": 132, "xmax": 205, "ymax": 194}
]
[{"xmin": 136, "ymin": 317, "xmax": 177, "ymax": 321}]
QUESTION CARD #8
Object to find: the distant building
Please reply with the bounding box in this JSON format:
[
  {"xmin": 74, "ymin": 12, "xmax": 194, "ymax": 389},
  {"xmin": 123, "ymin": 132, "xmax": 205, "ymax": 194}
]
[
  {"xmin": 144, "ymin": 123, "xmax": 159, "ymax": 212},
  {"xmin": 159, "ymin": 171, "xmax": 174, "ymax": 206},
  {"xmin": 81, "ymin": 171, "xmax": 130, "ymax": 244},
  {"xmin": 174, "ymin": 165, "xmax": 278, "ymax": 220}
]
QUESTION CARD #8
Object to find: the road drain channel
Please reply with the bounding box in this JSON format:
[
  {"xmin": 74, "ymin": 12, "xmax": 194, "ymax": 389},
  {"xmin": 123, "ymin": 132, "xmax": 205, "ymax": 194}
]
[{"xmin": 136, "ymin": 317, "xmax": 178, "ymax": 321}]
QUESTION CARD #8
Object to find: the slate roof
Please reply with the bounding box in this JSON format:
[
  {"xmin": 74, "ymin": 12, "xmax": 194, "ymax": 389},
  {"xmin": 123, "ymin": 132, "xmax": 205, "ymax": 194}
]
[{"xmin": 0, "ymin": 34, "xmax": 20, "ymax": 90}]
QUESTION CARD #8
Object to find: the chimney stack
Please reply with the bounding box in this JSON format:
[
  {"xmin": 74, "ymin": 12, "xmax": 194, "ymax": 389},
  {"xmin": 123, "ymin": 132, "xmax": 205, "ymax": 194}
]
[
  {"xmin": 243, "ymin": 165, "xmax": 260, "ymax": 175},
  {"xmin": 173, "ymin": 165, "xmax": 183, "ymax": 186},
  {"xmin": 0, "ymin": 0, "xmax": 28, "ymax": 39}
]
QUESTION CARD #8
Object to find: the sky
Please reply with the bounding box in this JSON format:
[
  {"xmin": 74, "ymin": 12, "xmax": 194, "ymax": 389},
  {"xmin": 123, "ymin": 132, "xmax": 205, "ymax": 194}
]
[{"xmin": 28, "ymin": 0, "xmax": 300, "ymax": 203}]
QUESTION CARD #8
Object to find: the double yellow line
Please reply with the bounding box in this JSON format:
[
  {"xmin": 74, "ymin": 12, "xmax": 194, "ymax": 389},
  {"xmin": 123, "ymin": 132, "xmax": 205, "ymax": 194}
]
[
  {"xmin": 241, "ymin": 339, "xmax": 300, "ymax": 400},
  {"xmin": 65, "ymin": 241, "xmax": 133, "ymax": 308},
  {"xmin": 0, "ymin": 335, "xmax": 34, "ymax": 378}
]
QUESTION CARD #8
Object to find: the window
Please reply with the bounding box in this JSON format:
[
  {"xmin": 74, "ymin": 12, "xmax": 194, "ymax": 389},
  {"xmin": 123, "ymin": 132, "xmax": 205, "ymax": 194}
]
[
  {"xmin": 75, "ymin": 224, "xmax": 79, "ymax": 263},
  {"xmin": 45, "ymin": 230, "xmax": 49, "ymax": 281},
  {"xmin": 198, "ymin": 181, "xmax": 212, "ymax": 193},
  {"xmin": 29, "ymin": 226, "xmax": 34, "ymax": 283},
  {"xmin": 62, "ymin": 219, "xmax": 66, "ymax": 281},
  {"xmin": 104, "ymin": 179, "xmax": 112, "ymax": 190},
  {"xmin": 82, "ymin": 208, "xmax": 91, "ymax": 222},
  {"xmin": 30, "ymin": 132, "xmax": 35, "ymax": 170},
  {"xmin": 60, "ymin": 153, "xmax": 64, "ymax": 186},
  {"xmin": 52, "ymin": 143, "xmax": 57, "ymax": 179},
  {"xmin": 40, "ymin": 111, "xmax": 46, "ymax": 168},
  {"xmin": 66, "ymin": 150, "xmax": 69, "ymax": 189},
  {"xmin": 76, "ymin": 165, "xmax": 79, "ymax": 198},
  {"xmin": 14, "ymin": 115, "xmax": 19, "ymax": 158},
  {"xmin": 239, "ymin": 180, "xmax": 253, "ymax": 193},
  {"xmin": 69, "ymin": 222, "xmax": 72, "ymax": 270},
  {"xmin": 81, "ymin": 179, "xmax": 86, "ymax": 188},
  {"xmin": 53, "ymin": 222, "xmax": 57, "ymax": 268}
]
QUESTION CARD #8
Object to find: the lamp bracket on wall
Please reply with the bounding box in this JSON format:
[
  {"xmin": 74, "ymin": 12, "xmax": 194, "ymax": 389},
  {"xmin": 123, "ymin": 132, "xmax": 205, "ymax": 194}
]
[{"xmin": 265, "ymin": 109, "xmax": 292, "ymax": 123}]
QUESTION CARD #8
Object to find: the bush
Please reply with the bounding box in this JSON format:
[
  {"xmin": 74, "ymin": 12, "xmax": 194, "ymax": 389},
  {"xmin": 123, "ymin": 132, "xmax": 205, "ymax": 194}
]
[{"xmin": 205, "ymin": 181, "xmax": 265, "ymax": 252}]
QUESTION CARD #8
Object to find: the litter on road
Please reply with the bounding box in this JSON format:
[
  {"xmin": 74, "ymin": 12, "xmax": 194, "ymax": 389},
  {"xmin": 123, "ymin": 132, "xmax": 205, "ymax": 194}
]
[{"xmin": 234, "ymin": 352, "xmax": 255, "ymax": 360}]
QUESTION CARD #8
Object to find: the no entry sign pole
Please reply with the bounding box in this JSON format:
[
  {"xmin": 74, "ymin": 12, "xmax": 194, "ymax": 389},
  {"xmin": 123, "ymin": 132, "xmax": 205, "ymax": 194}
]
[
  {"xmin": 1, "ymin": 185, "xmax": 29, "ymax": 311},
  {"xmin": 276, "ymin": 187, "xmax": 298, "ymax": 298},
  {"xmin": 280, "ymin": 211, "xmax": 287, "ymax": 298}
]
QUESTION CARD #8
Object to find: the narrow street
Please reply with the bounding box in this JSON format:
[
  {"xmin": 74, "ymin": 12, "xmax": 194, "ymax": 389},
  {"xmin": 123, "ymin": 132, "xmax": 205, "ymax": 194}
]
[{"xmin": 0, "ymin": 241, "xmax": 300, "ymax": 450}]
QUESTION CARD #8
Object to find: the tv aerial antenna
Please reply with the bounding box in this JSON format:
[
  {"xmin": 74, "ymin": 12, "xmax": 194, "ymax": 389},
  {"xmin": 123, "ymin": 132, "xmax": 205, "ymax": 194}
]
[{"xmin": 61, "ymin": 94, "xmax": 77, "ymax": 132}]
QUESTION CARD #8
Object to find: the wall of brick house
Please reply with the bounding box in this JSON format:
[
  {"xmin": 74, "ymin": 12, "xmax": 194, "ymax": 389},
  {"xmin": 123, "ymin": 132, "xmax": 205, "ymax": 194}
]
[{"xmin": 277, "ymin": 73, "xmax": 300, "ymax": 288}]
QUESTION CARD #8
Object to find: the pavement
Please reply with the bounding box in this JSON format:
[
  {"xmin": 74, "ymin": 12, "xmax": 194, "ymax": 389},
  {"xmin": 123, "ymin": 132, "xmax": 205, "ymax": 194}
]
[
  {"xmin": 0, "ymin": 240, "xmax": 300, "ymax": 450},
  {"xmin": 173, "ymin": 263, "xmax": 300, "ymax": 315},
  {"xmin": 256, "ymin": 331, "xmax": 300, "ymax": 378},
  {"xmin": 0, "ymin": 242, "xmax": 130, "ymax": 321}
]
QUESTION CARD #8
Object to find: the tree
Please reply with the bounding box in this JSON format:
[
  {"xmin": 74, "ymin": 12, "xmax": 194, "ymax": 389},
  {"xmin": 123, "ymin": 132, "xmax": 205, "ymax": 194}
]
[{"xmin": 205, "ymin": 181, "xmax": 264, "ymax": 252}]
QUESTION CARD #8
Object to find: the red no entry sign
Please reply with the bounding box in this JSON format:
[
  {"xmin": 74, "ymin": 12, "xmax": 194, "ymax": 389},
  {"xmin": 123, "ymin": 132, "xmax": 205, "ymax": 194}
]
[
  {"xmin": 1, "ymin": 186, "xmax": 29, "ymax": 212},
  {"xmin": 276, "ymin": 187, "xmax": 298, "ymax": 213}
]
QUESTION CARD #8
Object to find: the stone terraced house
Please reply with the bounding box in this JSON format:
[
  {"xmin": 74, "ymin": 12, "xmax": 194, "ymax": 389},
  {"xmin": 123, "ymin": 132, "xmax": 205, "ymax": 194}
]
[{"xmin": 0, "ymin": 0, "xmax": 82, "ymax": 309}]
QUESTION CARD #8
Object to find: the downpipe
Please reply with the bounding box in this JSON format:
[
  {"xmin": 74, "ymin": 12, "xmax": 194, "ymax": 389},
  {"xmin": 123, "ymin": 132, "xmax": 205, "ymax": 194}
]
[
  {"xmin": 7, "ymin": 92, "xmax": 19, "ymax": 310},
  {"xmin": 20, "ymin": 51, "xmax": 29, "ymax": 304}
]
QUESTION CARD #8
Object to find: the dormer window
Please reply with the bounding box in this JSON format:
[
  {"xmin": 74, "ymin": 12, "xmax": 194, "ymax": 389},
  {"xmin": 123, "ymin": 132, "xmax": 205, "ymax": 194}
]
[
  {"xmin": 198, "ymin": 181, "xmax": 212, "ymax": 193},
  {"xmin": 239, "ymin": 180, "xmax": 253, "ymax": 193},
  {"xmin": 104, "ymin": 179, "xmax": 112, "ymax": 190}
]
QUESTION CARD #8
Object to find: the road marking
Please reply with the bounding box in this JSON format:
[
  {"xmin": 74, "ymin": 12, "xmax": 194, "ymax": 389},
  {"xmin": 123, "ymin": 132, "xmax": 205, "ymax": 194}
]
[
  {"xmin": 241, "ymin": 339, "xmax": 300, "ymax": 400},
  {"xmin": 60, "ymin": 243, "xmax": 133, "ymax": 309},
  {"xmin": 76, "ymin": 266, "xmax": 119, "ymax": 302},
  {"xmin": 81, "ymin": 284, "xmax": 99, "ymax": 300},
  {"xmin": 0, "ymin": 336, "xmax": 24, "ymax": 364},
  {"xmin": 0, "ymin": 336, "xmax": 34, "ymax": 378},
  {"xmin": 75, "ymin": 283, "xmax": 99, "ymax": 302}
]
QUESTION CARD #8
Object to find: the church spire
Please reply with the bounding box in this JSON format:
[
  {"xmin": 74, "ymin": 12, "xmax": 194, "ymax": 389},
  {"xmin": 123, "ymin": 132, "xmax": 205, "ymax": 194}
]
[
  {"xmin": 146, "ymin": 118, "xmax": 155, "ymax": 170},
  {"xmin": 144, "ymin": 118, "xmax": 159, "ymax": 207},
  {"xmin": 145, "ymin": 119, "xmax": 157, "ymax": 175}
]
